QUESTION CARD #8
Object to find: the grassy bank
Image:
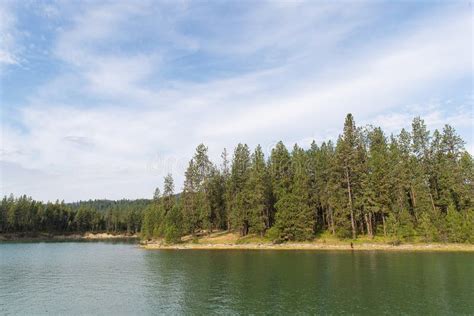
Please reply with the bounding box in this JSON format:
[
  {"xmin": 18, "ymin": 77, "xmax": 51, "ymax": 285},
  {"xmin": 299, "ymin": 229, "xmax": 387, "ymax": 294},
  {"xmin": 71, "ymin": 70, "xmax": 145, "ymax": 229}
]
[
  {"xmin": 141, "ymin": 231, "xmax": 474, "ymax": 252},
  {"xmin": 0, "ymin": 232, "xmax": 139, "ymax": 242}
]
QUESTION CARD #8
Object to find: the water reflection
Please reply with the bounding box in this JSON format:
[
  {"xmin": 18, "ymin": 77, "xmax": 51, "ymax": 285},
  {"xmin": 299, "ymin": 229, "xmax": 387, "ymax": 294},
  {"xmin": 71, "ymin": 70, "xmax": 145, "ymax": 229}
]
[
  {"xmin": 140, "ymin": 250, "xmax": 474, "ymax": 314},
  {"xmin": 1, "ymin": 244, "xmax": 473, "ymax": 315}
]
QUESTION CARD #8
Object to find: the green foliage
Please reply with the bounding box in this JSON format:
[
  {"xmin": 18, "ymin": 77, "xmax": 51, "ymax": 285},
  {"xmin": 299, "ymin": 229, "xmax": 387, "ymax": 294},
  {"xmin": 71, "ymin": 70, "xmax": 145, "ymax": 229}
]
[
  {"xmin": 272, "ymin": 145, "xmax": 315, "ymax": 241},
  {"xmin": 229, "ymin": 143, "xmax": 252, "ymax": 236},
  {"xmin": 182, "ymin": 144, "xmax": 214, "ymax": 234},
  {"xmin": 247, "ymin": 145, "xmax": 270, "ymax": 236},
  {"xmin": 164, "ymin": 225, "xmax": 181, "ymax": 244},
  {"xmin": 274, "ymin": 192, "xmax": 314, "ymax": 241},
  {"xmin": 445, "ymin": 205, "xmax": 472, "ymax": 243},
  {"xmin": 164, "ymin": 205, "xmax": 183, "ymax": 243},
  {"xmin": 265, "ymin": 226, "xmax": 281, "ymax": 242},
  {"xmin": 333, "ymin": 214, "xmax": 353, "ymax": 239},
  {"xmin": 0, "ymin": 195, "xmax": 147, "ymax": 234},
  {"xmin": 386, "ymin": 209, "xmax": 416, "ymax": 242},
  {"xmin": 418, "ymin": 212, "xmax": 440, "ymax": 242},
  {"xmin": 269, "ymin": 141, "xmax": 292, "ymax": 201}
]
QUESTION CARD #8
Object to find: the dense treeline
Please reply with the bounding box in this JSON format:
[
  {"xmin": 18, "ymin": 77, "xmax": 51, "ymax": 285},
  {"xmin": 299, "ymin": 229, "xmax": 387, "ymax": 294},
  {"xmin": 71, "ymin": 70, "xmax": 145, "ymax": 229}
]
[
  {"xmin": 143, "ymin": 114, "xmax": 473, "ymax": 243},
  {"xmin": 0, "ymin": 197, "xmax": 149, "ymax": 234},
  {"xmin": 2, "ymin": 114, "xmax": 472, "ymax": 243}
]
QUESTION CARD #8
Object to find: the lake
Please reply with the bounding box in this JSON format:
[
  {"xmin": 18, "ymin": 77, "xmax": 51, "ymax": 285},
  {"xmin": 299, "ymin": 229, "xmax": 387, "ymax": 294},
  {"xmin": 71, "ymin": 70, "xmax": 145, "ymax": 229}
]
[{"xmin": 0, "ymin": 242, "xmax": 473, "ymax": 315}]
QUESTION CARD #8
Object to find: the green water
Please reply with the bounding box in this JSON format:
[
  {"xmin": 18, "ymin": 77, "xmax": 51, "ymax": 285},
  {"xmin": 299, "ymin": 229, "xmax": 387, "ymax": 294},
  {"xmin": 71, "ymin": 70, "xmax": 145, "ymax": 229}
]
[{"xmin": 0, "ymin": 242, "xmax": 473, "ymax": 315}]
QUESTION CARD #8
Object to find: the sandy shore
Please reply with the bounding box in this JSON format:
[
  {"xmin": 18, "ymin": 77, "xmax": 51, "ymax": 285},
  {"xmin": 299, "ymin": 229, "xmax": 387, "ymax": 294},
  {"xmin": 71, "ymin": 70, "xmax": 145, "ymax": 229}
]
[
  {"xmin": 0, "ymin": 232, "xmax": 139, "ymax": 241},
  {"xmin": 141, "ymin": 242, "xmax": 474, "ymax": 251}
]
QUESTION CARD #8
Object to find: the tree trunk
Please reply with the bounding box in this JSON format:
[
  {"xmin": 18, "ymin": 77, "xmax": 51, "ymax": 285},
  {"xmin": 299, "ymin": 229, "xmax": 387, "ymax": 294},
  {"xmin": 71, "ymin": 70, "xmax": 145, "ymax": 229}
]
[
  {"xmin": 382, "ymin": 214, "xmax": 387, "ymax": 237},
  {"xmin": 410, "ymin": 186, "xmax": 417, "ymax": 208},
  {"xmin": 368, "ymin": 212, "xmax": 373, "ymax": 238},
  {"xmin": 364, "ymin": 213, "xmax": 373, "ymax": 238},
  {"xmin": 345, "ymin": 167, "xmax": 356, "ymax": 239},
  {"xmin": 264, "ymin": 207, "xmax": 270, "ymax": 229},
  {"xmin": 429, "ymin": 193, "xmax": 436, "ymax": 213},
  {"xmin": 329, "ymin": 206, "xmax": 335, "ymax": 235},
  {"xmin": 241, "ymin": 221, "xmax": 249, "ymax": 236},
  {"xmin": 321, "ymin": 206, "xmax": 326, "ymax": 228}
]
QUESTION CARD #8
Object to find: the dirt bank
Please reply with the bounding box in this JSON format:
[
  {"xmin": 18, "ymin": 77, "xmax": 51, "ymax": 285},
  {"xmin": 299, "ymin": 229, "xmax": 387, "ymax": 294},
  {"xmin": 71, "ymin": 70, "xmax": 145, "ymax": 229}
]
[{"xmin": 141, "ymin": 231, "xmax": 474, "ymax": 252}]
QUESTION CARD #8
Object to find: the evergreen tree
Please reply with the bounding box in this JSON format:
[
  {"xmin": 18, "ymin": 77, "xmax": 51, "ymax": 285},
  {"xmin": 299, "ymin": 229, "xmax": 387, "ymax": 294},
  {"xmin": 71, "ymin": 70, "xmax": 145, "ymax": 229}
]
[
  {"xmin": 163, "ymin": 173, "xmax": 175, "ymax": 215},
  {"xmin": 247, "ymin": 145, "xmax": 270, "ymax": 235},
  {"xmin": 182, "ymin": 144, "xmax": 212, "ymax": 234},
  {"xmin": 269, "ymin": 141, "xmax": 292, "ymax": 200},
  {"xmin": 361, "ymin": 127, "xmax": 390, "ymax": 237},
  {"xmin": 273, "ymin": 145, "xmax": 314, "ymax": 241},
  {"xmin": 334, "ymin": 114, "xmax": 361, "ymax": 239},
  {"xmin": 221, "ymin": 148, "xmax": 232, "ymax": 230},
  {"xmin": 206, "ymin": 167, "xmax": 226, "ymax": 230},
  {"xmin": 229, "ymin": 144, "xmax": 251, "ymax": 236}
]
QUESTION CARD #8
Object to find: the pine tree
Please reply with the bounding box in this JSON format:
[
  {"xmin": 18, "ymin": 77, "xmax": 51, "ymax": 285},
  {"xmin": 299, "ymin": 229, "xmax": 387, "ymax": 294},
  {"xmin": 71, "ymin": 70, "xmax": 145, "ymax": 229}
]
[
  {"xmin": 164, "ymin": 204, "xmax": 183, "ymax": 243},
  {"xmin": 163, "ymin": 173, "xmax": 175, "ymax": 215},
  {"xmin": 182, "ymin": 159, "xmax": 198, "ymax": 234},
  {"xmin": 221, "ymin": 148, "xmax": 231, "ymax": 229},
  {"xmin": 410, "ymin": 118, "xmax": 433, "ymax": 218},
  {"xmin": 418, "ymin": 211, "xmax": 440, "ymax": 242},
  {"xmin": 335, "ymin": 114, "xmax": 361, "ymax": 239},
  {"xmin": 205, "ymin": 166, "xmax": 226, "ymax": 231},
  {"xmin": 181, "ymin": 144, "xmax": 213, "ymax": 234},
  {"xmin": 458, "ymin": 152, "xmax": 474, "ymax": 211},
  {"xmin": 319, "ymin": 141, "xmax": 336, "ymax": 235},
  {"xmin": 153, "ymin": 188, "xmax": 161, "ymax": 201},
  {"xmin": 361, "ymin": 127, "xmax": 390, "ymax": 237},
  {"xmin": 307, "ymin": 141, "xmax": 322, "ymax": 231},
  {"xmin": 229, "ymin": 144, "xmax": 251, "ymax": 236},
  {"xmin": 290, "ymin": 144, "xmax": 315, "ymax": 239},
  {"xmin": 269, "ymin": 141, "xmax": 292, "ymax": 200},
  {"xmin": 247, "ymin": 145, "xmax": 270, "ymax": 236},
  {"xmin": 273, "ymin": 145, "xmax": 314, "ymax": 241}
]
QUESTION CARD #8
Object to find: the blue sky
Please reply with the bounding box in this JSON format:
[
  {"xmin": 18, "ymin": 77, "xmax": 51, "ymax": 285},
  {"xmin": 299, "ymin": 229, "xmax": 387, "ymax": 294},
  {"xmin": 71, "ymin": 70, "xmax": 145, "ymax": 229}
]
[{"xmin": 0, "ymin": 0, "xmax": 472, "ymax": 202}]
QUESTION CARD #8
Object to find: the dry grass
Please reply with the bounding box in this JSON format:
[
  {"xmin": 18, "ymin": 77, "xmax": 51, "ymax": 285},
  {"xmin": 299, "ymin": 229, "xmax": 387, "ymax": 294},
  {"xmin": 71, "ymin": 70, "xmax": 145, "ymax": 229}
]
[{"xmin": 142, "ymin": 230, "xmax": 474, "ymax": 252}]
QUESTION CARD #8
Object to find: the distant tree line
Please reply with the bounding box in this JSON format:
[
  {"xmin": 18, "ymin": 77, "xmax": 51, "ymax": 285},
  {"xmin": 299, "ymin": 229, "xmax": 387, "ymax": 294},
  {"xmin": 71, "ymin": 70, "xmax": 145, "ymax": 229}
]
[
  {"xmin": 143, "ymin": 114, "xmax": 473, "ymax": 243},
  {"xmin": 0, "ymin": 198, "xmax": 149, "ymax": 234}
]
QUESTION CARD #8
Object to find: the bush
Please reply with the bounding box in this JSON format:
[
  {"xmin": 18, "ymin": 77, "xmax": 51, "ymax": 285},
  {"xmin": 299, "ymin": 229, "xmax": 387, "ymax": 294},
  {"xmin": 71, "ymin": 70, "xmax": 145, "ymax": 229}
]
[
  {"xmin": 386, "ymin": 210, "xmax": 415, "ymax": 242},
  {"xmin": 466, "ymin": 209, "xmax": 474, "ymax": 244},
  {"xmin": 265, "ymin": 226, "xmax": 281, "ymax": 243},
  {"xmin": 334, "ymin": 216, "xmax": 352, "ymax": 239},
  {"xmin": 446, "ymin": 205, "xmax": 471, "ymax": 243},
  {"xmin": 418, "ymin": 212, "xmax": 440, "ymax": 242},
  {"xmin": 164, "ymin": 225, "xmax": 181, "ymax": 244}
]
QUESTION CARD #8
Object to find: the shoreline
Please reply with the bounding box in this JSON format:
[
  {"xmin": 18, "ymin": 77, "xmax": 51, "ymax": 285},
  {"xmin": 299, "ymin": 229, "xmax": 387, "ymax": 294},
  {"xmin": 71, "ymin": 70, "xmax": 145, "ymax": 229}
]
[
  {"xmin": 141, "ymin": 241, "xmax": 474, "ymax": 252},
  {"xmin": 0, "ymin": 232, "xmax": 139, "ymax": 242},
  {"xmin": 140, "ymin": 231, "xmax": 474, "ymax": 252}
]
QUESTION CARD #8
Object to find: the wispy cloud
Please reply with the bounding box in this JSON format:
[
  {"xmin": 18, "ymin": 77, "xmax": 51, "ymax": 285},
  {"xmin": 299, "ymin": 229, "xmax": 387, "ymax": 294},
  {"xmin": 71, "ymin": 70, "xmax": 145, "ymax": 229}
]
[
  {"xmin": 0, "ymin": 1, "xmax": 18, "ymax": 66},
  {"xmin": 1, "ymin": 1, "xmax": 472, "ymax": 201}
]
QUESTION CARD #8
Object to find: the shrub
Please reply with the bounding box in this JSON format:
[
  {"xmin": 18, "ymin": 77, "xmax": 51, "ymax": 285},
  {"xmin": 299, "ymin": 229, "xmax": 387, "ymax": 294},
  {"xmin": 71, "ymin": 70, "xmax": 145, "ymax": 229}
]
[{"xmin": 265, "ymin": 226, "xmax": 281, "ymax": 243}]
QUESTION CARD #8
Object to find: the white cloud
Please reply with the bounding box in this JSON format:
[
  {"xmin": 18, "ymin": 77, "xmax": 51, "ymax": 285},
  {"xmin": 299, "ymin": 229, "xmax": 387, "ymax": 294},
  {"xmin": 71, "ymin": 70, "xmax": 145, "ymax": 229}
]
[
  {"xmin": 0, "ymin": 1, "xmax": 18, "ymax": 66},
  {"xmin": 1, "ymin": 2, "xmax": 472, "ymax": 201},
  {"xmin": 199, "ymin": 9, "xmax": 471, "ymax": 137}
]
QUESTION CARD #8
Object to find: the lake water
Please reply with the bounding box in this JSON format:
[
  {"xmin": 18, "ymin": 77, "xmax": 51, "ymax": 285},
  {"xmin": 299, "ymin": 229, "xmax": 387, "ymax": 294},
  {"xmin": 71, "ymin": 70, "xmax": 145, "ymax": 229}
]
[{"xmin": 0, "ymin": 242, "xmax": 473, "ymax": 315}]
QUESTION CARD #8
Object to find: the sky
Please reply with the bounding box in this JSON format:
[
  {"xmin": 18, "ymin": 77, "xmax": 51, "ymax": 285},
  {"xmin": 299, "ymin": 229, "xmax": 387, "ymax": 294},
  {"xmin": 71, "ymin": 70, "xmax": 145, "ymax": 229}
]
[{"xmin": 0, "ymin": 0, "xmax": 472, "ymax": 202}]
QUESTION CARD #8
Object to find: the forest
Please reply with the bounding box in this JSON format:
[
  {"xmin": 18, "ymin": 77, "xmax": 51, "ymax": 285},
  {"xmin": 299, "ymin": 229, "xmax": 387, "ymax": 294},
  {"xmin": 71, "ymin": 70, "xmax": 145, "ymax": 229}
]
[
  {"xmin": 0, "ymin": 198, "xmax": 147, "ymax": 234},
  {"xmin": 2, "ymin": 114, "xmax": 473, "ymax": 243}
]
